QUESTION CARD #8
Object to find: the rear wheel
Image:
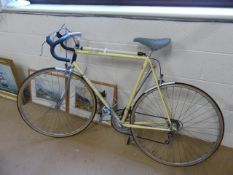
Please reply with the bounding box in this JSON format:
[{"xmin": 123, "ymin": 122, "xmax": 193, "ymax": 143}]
[
  {"xmin": 17, "ymin": 67, "xmax": 97, "ymax": 137},
  {"xmin": 131, "ymin": 82, "xmax": 224, "ymax": 166}
]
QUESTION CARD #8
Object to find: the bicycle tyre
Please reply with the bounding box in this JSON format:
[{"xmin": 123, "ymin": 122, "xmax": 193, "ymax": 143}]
[
  {"xmin": 130, "ymin": 82, "xmax": 224, "ymax": 166},
  {"xmin": 17, "ymin": 67, "xmax": 97, "ymax": 137}
]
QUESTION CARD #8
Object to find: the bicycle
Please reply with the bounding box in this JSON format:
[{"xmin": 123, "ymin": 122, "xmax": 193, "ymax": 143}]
[{"xmin": 17, "ymin": 27, "xmax": 224, "ymax": 166}]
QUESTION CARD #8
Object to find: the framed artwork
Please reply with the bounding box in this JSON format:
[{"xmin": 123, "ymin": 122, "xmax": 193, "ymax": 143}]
[
  {"xmin": 69, "ymin": 79, "xmax": 117, "ymax": 125},
  {"xmin": 0, "ymin": 58, "xmax": 19, "ymax": 100},
  {"xmin": 74, "ymin": 86, "xmax": 95, "ymax": 112},
  {"xmin": 92, "ymin": 80, "xmax": 118, "ymax": 125},
  {"xmin": 29, "ymin": 69, "xmax": 118, "ymax": 125},
  {"xmin": 29, "ymin": 69, "xmax": 67, "ymax": 111},
  {"xmin": 90, "ymin": 80, "xmax": 117, "ymax": 110}
]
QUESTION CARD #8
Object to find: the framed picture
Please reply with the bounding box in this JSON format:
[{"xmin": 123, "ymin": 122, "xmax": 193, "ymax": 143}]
[
  {"xmin": 92, "ymin": 80, "xmax": 118, "ymax": 125},
  {"xmin": 74, "ymin": 86, "xmax": 95, "ymax": 112},
  {"xmin": 29, "ymin": 69, "xmax": 118, "ymax": 125},
  {"xmin": 91, "ymin": 80, "xmax": 117, "ymax": 110},
  {"xmin": 69, "ymin": 78, "xmax": 96, "ymax": 120},
  {"xmin": 0, "ymin": 58, "xmax": 19, "ymax": 100},
  {"xmin": 29, "ymin": 69, "xmax": 67, "ymax": 111},
  {"xmin": 69, "ymin": 79, "xmax": 117, "ymax": 125}
]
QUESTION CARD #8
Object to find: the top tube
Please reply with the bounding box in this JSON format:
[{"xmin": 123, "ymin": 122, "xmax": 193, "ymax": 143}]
[{"xmin": 75, "ymin": 47, "xmax": 149, "ymax": 61}]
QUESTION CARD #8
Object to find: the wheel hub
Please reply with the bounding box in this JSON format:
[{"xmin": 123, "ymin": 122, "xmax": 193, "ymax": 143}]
[{"xmin": 171, "ymin": 119, "xmax": 183, "ymax": 132}]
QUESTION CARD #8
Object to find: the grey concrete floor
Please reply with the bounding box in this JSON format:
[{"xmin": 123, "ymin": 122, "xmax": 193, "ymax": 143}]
[{"xmin": 0, "ymin": 96, "xmax": 233, "ymax": 175}]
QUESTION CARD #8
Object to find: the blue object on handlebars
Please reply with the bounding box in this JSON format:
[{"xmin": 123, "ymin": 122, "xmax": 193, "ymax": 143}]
[
  {"xmin": 46, "ymin": 32, "xmax": 81, "ymax": 62},
  {"xmin": 56, "ymin": 32, "xmax": 76, "ymax": 52}
]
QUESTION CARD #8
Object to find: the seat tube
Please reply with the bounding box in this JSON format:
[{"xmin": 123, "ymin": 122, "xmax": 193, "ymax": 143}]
[{"xmin": 148, "ymin": 59, "xmax": 172, "ymax": 124}]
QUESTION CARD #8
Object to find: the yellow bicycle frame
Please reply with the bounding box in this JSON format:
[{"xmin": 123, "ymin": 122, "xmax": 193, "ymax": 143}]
[{"xmin": 73, "ymin": 47, "xmax": 172, "ymax": 131}]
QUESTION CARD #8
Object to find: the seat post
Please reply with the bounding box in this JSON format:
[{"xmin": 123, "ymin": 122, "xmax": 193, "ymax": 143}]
[{"xmin": 148, "ymin": 49, "xmax": 154, "ymax": 57}]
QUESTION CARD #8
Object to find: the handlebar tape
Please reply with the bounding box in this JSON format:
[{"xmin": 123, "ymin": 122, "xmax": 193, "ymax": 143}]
[{"xmin": 46, "ymin": 32, "xmax": 81, "ymax": 62}]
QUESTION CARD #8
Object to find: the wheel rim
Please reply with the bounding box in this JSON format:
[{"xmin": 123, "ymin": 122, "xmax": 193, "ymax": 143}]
[
  {"xmin": 18, "ymin": 68, "xmax": 96, "ymax": 137},
  {"xmin": 131, "ymin": 83, "xmax": 224, "ymax": 166}
]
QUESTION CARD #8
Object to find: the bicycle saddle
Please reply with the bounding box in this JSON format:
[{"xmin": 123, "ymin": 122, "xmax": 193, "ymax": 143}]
[{"xmin": 134, "ymin": 38, "xmax": 171, "ymax": 51}]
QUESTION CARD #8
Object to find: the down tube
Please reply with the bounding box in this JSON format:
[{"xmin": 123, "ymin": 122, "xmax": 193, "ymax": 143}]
[
  {"xmin": 72, "ymin": 62, "xmax": 110, "ymax": 108},
  {"xmin": 121, "ymin": 58, "xmax": 149, "ymax": 122}
]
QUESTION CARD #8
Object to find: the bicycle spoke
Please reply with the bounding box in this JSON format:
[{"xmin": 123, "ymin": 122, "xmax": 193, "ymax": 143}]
[
  {"xmin": 18, "ymin": 68, "xmax": 96, "ymax": 137},
  {"xmin": 131, "ymin": 83, "xmax": 224, "ymax": 166}
]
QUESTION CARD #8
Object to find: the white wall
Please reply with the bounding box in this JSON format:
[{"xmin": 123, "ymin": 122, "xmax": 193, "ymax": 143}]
[
  {"xmin": 0, "ymin": 0, "xmax": 9, "ymax": 7},
  {"xmin": 0, "ymin": 13, "xmax": 233, "ymax": 147}
]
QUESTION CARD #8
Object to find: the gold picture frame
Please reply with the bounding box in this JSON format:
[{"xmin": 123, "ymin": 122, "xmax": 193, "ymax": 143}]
[
  {"xmin": 0, "ymin": 58, "xmax": 20, "ymax": 101},
  {"xmin": 69, "ymin": 79, "xmax": 117, "ymax": 125},
  {"xmin": 91, "ymin": 80, "xmax": 118, "ymax": 111}
]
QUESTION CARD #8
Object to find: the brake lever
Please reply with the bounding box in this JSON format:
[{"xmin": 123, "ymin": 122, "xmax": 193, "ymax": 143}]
[{"xmin": 40, "ymin": 40, "xmax": 46, "ymax": 56}]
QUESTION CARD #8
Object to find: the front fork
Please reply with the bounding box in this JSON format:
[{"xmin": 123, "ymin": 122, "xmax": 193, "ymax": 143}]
[{"xmin": 55, "ymin": 67, "xmax": 73, "ymax": 108}]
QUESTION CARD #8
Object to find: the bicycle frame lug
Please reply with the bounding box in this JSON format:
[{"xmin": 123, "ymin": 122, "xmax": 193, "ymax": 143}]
[{"xmin": 158, "ymin": 79, "xmax": 165, "ymax": 85}]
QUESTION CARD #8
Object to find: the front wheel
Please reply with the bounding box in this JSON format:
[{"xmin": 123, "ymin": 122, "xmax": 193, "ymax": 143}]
[
  {"xmin": 130, "ymin": 82, "xmax": 224, "ymax": 166},
  {"xmin": 17, "ymin": 67, "xmax": 97, "ymax": 137}
]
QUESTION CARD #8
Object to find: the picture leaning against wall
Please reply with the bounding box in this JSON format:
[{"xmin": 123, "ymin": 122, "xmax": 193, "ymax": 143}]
[{"xmin": 0, "ymin": 58, "xmax": 19, "ymax": 99}]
